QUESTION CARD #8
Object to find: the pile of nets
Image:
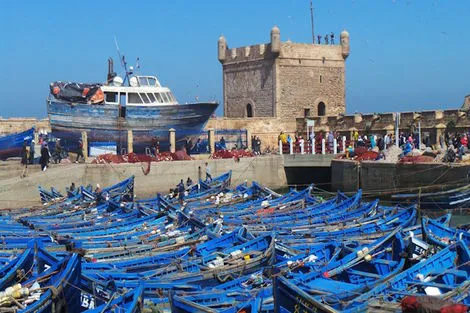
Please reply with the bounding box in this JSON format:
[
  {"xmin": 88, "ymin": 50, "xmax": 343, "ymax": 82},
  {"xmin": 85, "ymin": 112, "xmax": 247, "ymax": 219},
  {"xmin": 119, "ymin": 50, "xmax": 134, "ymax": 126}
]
[
  {"xmin": 356, "ymin": 150, "xmax": 379, "ymax": 161},
  {"xmin": 210, "ymin": 149, "xmax": 254, "ymax": 159},
  {"xmin": 92, "ymin": 151, "xmax": 192, "ymax": 164},
  {"xmin": 379, "ymin": 145, "xmax": 402, "ymax": 163},
  {"xmin": 92, "ymin": 151, "xmax": 193, "ymax": 175}
]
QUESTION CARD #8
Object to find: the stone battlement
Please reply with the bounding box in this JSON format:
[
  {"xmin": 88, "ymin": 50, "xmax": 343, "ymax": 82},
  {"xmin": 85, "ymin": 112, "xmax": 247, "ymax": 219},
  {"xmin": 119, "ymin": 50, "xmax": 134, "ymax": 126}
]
[
  {"xmin": 218, "ymin": 26, "xmax": 350, "ymax": 119},
  {"xmin": 0, "ymin": 118, "xmax": 49, "ymax": 135},
  {"xmin": 220, "ymin": 42, "xmax": 345, "ymax": 65}
]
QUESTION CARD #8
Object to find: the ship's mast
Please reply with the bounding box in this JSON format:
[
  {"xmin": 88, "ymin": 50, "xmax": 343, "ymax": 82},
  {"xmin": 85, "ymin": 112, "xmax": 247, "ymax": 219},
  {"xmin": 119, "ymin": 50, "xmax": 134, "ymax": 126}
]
[{"xmin": 310, "ymin": 0, "xmax": 315, "ymax": 44}]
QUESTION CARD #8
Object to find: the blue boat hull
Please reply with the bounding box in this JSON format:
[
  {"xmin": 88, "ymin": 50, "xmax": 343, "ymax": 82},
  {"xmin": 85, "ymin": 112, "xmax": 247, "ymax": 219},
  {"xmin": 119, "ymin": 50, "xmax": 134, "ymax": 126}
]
[
  {"xmin": 0, "ymin": 128, "xmax": 34, "ymax": 160},
  {"xmin": 47, "ymin": 100, "xmax": 218, "ymax": 153}
]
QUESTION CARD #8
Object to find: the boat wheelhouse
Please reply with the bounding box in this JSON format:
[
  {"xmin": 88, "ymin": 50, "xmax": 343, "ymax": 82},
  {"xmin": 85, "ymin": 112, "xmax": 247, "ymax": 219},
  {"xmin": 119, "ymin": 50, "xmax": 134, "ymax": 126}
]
[{"xmin": 47, "ymin": 58, "xmax": 218, "ymax": 155}]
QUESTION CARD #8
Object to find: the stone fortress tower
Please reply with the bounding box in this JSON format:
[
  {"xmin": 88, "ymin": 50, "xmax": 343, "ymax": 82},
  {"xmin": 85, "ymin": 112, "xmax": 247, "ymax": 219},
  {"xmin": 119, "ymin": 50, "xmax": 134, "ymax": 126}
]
[{"xmin": 218, "ymin": 26, "xmax": 350, "ymax": 119}]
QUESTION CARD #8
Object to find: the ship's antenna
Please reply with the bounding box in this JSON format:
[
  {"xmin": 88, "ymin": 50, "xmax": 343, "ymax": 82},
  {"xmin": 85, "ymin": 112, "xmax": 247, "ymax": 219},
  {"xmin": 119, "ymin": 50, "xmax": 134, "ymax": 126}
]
[
  {"xmin": 135, "ymin": 57, "xmax": 140, "ymax": 71},
  {"xmin": 310, "ymin": 0, "xmax": 315, "ymax": 44},
  {"xmin": 114, "ymin": 36, "xmax": 130, "ymax": 85}
]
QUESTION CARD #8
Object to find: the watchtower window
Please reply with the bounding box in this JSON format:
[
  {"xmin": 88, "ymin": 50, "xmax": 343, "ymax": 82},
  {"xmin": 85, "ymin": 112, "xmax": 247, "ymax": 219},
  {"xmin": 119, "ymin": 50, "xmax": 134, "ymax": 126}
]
[
  {"xmin": 246, "ymin": 103, "xmax": 253, "ymax": 118},
  {"xmin": 304, "ymin": 108, "xmax": 311, "ymax": 117},
  {"xmin": 318, "ymin": 102, "xmax": 326, "ymax": 116},
  {"xmin": 319, "ymin": 75, "xmax": 322, "ymax": 83}
]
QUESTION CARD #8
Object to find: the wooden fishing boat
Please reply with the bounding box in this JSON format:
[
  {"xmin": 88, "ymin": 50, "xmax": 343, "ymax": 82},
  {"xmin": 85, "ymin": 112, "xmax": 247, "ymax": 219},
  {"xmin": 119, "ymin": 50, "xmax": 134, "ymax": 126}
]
[
  {"xmin": 274, "ymin": 228, "xmax": 405, "ymax": 313},
  {"xmin": 392, "ymin": 184, "xmax": 470, "ymax": 210},
  {"xmin": 422, "ymin": 216, "xmax": 470, "ymax": 248},
  {"xmin": 0, "ymin": 128, "xmax": 34, "ymax": 160},
  {"xmin": 83, "ymin": 285, "xmax": 144, "ymax": 313}
]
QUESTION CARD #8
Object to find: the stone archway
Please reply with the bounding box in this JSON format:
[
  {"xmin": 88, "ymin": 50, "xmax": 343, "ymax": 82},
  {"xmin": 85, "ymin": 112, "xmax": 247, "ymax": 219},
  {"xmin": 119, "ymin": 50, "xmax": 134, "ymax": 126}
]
[
  {"xmin": 318, "ymin": 102, "xmax": 326, "ymax": 116},
  {"xmin": 246, "ymin": 103, "xmax": 253, "ymax": 117}
]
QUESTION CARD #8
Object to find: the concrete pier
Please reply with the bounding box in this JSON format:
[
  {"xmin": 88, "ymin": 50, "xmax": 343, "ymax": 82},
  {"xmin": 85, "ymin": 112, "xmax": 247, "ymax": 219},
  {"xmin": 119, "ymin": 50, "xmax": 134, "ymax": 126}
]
[
  {"xmin": 0, "ymin": 155, "xmax": 287, "ymax": 209},
  {"xmin": 331, "ymin": 159, "xmax": 470, "ymax": 193}
]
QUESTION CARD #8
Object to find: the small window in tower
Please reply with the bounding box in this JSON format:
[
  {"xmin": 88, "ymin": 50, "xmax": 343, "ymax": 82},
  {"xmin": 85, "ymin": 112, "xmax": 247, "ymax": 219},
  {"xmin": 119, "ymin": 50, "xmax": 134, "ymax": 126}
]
[
  {"xmin": 318, "ymin": 102, "xmax": 326, "ymax": 116},
  {"xmin": 319, "ymin": 75, "xmax": 322, "ymax": 83},
  {"xmin": 304, "ymin": 108, "xmax": 310, "ymax": 117},
  {"xmin": 246, "ymin": 103, "xmax": 253, "ymax": 117}
]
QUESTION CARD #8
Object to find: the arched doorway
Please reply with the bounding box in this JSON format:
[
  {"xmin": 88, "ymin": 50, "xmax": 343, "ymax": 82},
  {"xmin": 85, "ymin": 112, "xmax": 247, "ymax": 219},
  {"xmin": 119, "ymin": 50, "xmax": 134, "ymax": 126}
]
[
  {"xmin": 318, "ymin": 102, "xmax": 326, "ymax": 116},
  {"xmin": 246, "ymin": 103, "xmax": 253, "ymax": 117}
]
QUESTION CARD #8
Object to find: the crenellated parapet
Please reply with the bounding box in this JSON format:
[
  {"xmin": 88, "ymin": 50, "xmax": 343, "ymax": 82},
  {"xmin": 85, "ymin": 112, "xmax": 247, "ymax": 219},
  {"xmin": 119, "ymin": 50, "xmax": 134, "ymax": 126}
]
[
  {"xmin": 0, "ymin": 118, "xmax": 50, "ymax": 135},
  {"xmin": 297, "ymin": 106, "xmax": 470, "ymax": 145},
  {"xmin": 219, "ymin": 26, "xmax": 350, "ymax": 119}
]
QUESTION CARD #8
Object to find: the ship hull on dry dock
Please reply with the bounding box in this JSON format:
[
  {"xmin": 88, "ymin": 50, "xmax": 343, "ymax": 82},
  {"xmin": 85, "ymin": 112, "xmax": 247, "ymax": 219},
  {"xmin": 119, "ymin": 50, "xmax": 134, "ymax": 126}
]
[{"xmin": 48, "ymin": 101, "xmax": 218, "ymax": 153}]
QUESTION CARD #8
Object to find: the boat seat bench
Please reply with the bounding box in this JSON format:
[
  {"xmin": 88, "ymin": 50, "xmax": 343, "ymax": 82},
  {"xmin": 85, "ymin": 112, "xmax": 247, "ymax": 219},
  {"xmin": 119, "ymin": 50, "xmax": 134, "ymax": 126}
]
[{"xmin": 369, "ymin": 259, "xmax": 398, "ymax": 266}]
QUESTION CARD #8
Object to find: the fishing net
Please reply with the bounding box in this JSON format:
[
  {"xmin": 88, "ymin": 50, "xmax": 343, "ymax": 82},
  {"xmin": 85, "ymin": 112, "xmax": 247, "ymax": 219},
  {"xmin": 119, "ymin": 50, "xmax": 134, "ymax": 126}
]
[
  {"xmin": 355, "ymin": 151, "xmax": 379, "ymax": 161},
  {"xmin": 210, "ymin": 150, "xmax": 254, "ymax": 159},
  {"xmin": 401, "ymin": 296, "xmax": 467, "ymax": 313},
  {"xmin": 91, "ymin": 151, "xmax": 193, "ymax": 175}
]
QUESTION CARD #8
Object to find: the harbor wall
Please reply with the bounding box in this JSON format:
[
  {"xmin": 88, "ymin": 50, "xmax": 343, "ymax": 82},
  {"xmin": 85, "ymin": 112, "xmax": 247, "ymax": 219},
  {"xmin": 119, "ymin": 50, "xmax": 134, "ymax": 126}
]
[
  {"xmin": 331, "ymin": 159, "xmax": 470, "ymax": 193},
  {"xmin": 0, "ymin": 155, "xmax": 286, "ymax": 209},
  {"xmin": 0, "ymin": 118, "xmax": 50, "ymax": 135}
]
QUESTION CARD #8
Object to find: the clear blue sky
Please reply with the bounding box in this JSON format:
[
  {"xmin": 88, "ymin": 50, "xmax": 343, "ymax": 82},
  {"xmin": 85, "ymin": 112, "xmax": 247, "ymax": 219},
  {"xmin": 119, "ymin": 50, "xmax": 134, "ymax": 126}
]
[{"xmin": 0, "ymin": 0, "xmax": 468, "ymax": 118}]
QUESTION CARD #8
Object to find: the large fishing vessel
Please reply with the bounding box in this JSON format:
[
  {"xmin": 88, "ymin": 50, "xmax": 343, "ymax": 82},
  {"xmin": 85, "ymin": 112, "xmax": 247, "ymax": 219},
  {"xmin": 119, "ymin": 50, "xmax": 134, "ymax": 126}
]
[{"xmin": 47, "ymin": 58, "xmax": 218, "ymax": 154}]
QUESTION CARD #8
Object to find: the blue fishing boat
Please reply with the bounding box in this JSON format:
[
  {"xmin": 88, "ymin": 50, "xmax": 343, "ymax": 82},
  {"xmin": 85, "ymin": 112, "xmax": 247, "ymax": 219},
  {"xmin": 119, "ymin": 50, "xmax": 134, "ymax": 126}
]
[
  {"xmin": 422, "ymin": 216, "xmax": 470, "ymax": 247},
  {"xmin": 392, "ymin": 184, "xmax": 470, "ymax": 210},
  {"xmin": 48, "ymin": 58, "xmax": 218, "ymax": 154},
  {"xmin": 0, "ymin": 128, "xmax": 34, "ymax": 160},
  {"xmin": 84, "ymin": 286, "xmax": 144, "ymax": 313}
]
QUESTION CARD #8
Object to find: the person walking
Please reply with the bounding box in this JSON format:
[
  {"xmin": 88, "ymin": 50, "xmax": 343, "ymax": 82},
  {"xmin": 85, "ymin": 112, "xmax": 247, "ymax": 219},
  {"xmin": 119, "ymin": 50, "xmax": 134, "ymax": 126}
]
[
  {"xmin": 40, "ymin": 142, "xmax": 50, "ymax": 172},
  {"xmin": 54, "ymin": 138, "xmax": 63, "ymax": 164},
  {"xmin": 255, "ymin": 136, "xmax": 261, "ymax": 155},
  {"xmin": 317, "ymin": 35, "xmax": 321, "ymax": 44},
  {"xmin": 327, "ymin": 131, "xmax": 334, "ymax": 152},
  {"xmin": 20, "ymin": 140, "xmax": 29, "ymax": 178},
  {"xmin": 324, "ymin": 34, "xmax": 329, "ymax": 45},
  {"xmin": 177, "ymin": 179, "xmax": 185, "ymax": 204},
  {"xmin": 330, "ymin": 32, "xmax": 335, "ymax": 44},
  {"xmin": 29, "ymin": 140, "xmax": 35, "ymax": 164},
  {"xmin": 76, "ymin": 139, "xmax": 85, "ymax": 163}
]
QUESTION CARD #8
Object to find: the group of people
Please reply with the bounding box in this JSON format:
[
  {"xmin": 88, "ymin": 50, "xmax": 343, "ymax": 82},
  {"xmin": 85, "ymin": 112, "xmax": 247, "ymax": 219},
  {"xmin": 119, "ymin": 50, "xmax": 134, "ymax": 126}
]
[
  {"xmin": 170, "ymin": 162, "xmax": 213, "ymax": 203},
  {"xmin": 20, "ymin": 136, "xmax": 85, "ymax": 177},
  {"xmin": 441, "ymin": 132, "xmax": 469, "ymax": 162},
  {"xmin": 317, "ymin": 32, "xmax": 335, "ymax": 45}
]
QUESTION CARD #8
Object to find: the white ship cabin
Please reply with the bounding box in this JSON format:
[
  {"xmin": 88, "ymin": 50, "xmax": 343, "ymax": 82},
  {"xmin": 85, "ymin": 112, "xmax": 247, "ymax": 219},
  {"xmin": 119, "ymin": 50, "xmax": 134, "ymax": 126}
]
[{"xmin": 102, "ymin": 75, "xmax": 178, "ymax": 106}]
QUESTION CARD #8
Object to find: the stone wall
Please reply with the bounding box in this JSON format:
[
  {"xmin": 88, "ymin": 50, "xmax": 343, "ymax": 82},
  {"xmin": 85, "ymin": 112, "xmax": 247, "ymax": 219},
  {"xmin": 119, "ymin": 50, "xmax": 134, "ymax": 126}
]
[
  {"xmin": 297, "ymin": 109, "xmax": 470, "ymax": 145},
  {"xmin": 0, "ymin": 155, "xmax": 287, "ymax": 209},
  {"xmin": 0, "ymin": 118, "xmax": 50, "ymax": 135},
  {"xmin": 223, "ymin": 59, "xmax": 275, "ymax": 117},
  {"xmin": 206, "ymin": 117, "xmax": 297, "ymax": 150},
  {"xmin": 277, "ymin": 43, "xmax": 346, "ymax": 118},
  {"xmin": 331, "ymin": 159, "xmax": 470, "ymax": 193}
]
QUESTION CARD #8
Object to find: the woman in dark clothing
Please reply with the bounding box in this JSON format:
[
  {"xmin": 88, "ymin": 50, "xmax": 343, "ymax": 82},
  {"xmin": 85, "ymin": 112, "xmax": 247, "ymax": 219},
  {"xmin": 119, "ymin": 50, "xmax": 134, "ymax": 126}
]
[
  {"xmin": 40, "ymin": 143, "xmax": 50, "ymax": 171},
  {"xmin": 20, "ymin": 141, "xmax": 29, "ymax": 178}
]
